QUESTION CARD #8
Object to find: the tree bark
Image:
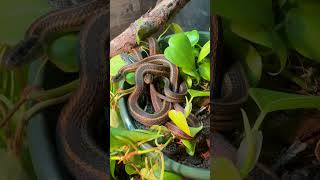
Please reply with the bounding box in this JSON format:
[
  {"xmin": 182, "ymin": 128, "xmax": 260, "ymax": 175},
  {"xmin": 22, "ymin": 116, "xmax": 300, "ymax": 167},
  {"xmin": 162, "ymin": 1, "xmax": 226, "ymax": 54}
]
[{"xmin": 110, "ymin": 0, "xmax": 190, "ymax": 57}]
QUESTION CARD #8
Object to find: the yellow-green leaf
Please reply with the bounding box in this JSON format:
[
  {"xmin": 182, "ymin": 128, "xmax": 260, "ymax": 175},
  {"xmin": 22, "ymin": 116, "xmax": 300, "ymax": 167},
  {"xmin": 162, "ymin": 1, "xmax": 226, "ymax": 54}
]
[
  {"xmin": 181, "ymin": 139, "xmax": 196, "ymax": 156},
  {"xmin": 168, "ymin": 110, "xmax": 191, "ymax": 136},
  {"xmin": 171, "ymin": 23, "xmax": 184, "ymax": 33},
  {"xmin": 198, "ymin": 40, "xmax": 210, "ymax": 63}
]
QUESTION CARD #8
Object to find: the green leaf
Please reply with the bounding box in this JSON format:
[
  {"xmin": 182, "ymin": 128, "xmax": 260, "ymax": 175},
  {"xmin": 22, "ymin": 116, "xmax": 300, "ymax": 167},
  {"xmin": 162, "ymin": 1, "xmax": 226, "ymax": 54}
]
[
  {"xmin": 286, "ymin": 2, "xmax": 320, "ymax": 62},
  {"xmin": 198, "ymin": 59, "xmax": 210, "ymax": 81},
  {"xmin": 190, "ymin": 124, "xmax": 203, "ymax": 137},
  {"xmin": 125, "ymin": 73, "xmax": 135, "ymax": 85},
  {"xmin": 48, "ymin": 34, "xmax": 79, "ymax": 73},
  {"xmin": 184, "ymin": 97, "xmax": 192, "ymax": 117},
  {"xmin": 110, "ymin": 108, "xmax": 124, "ymax": 128},
  {"xmin": 242, "ymin": 45, "xmax": 262, "ymax": 86},
  {"xmin": 249, "ymin": 88, "xmax": 320, "ymax": 114},
  {"xmin": 0, "ymin": 0, "xmax": 51, "ymax": 44},
  {"xmin": 236, "ymin": 110, "xmax": 263, "ymax": 178},
  {"xmin": 110, "ymin": 55, "xmax": 127, "ymax": 76},
  {"xmin": 211, "ymin": 157, "xmax": 242, "ymax": 180},
  {"xmin": 223, "ymin": 27, "xmax": 262, "ymax": 85},
  {"xmin": 125, "ymin": 164, "xmax": 137, "ymax": 175},
  {"xmin": 184, "ymin": 30, "xmax": 199, "ymax": 47},
  {"xmin": 230, "ymin": 21, "xmax": 287, "ymax": 75},
  {"xmin": 164, "ymin": 33, "xmax": 195, "ymax": 70},
  {"xmin": 237, "ymin": 131, "xmax": 263, "ymax": 178},
  {"xmin": 187, "ymin": 89, "xmax": 210, "ymax": 98},
  {"xmin": 171, "ymin": 23, "xmax": 184, "ymax": 33},
  {"xmin": 186, "ymin": 76, "xmax": 192, "ymax": 88},
  {"xmin": 110, "ymin": 160, "xmax": 116, "ymax": 179},
  {"xmin": 110, "ymin": 128, "xmax": 161, "ymax": 151},
  {"xmin": 181, "ymin": 139, "xmax": 196, "ymax": 156},
  {"xmin": 198, "ymin": 40, "xmax": 210, "ymax": 63},
  {"xmin": 168, "ymin": 110, "xmax": 191, "ymax": 136},
  {"xmin": 213, "ymin": 0, "xmax": 274, "ymax": 27},
  {"xmin": 181, "ymin": 68, "xmax": 200, "ymax": 83},
  {"xmin": 163, "ymin": 171, "xmax": 182, "ymax": 180},
  {"xmin": 193, "ymin": 48, "xmax": 200, "ymax": 58}
]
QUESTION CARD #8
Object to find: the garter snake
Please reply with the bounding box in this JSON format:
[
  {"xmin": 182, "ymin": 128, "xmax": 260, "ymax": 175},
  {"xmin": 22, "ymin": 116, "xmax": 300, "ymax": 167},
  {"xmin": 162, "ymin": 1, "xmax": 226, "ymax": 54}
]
[
  {"xmin": 114, "ymin": 37, "xmax": 200, "ymax": 140},
  {"xmin": 1, "ymin": 0, "xmax": 108, "ymax": 179}
]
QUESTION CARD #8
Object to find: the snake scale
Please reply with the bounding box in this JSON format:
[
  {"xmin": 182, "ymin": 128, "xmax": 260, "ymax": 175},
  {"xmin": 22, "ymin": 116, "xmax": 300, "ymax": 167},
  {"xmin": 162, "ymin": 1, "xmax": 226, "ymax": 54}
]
[{"xmin": 1, "ymin": 0, "xmax": 109, "ymax": 179}]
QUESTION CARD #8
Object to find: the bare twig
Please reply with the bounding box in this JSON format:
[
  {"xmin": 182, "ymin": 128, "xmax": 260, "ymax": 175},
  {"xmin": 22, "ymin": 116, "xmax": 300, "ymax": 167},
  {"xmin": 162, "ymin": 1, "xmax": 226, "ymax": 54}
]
[{"xmin": 110, "ymin": 0, "xmax": 190, "ymax": 57}]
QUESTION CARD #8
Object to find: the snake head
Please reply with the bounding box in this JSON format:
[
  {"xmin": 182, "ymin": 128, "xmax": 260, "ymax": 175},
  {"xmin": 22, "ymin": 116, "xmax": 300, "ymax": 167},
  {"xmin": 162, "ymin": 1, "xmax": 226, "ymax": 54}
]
[
  {"xmin": 1, "ymin": 36, "xmax": 42, "ymax": 69},
  {"xmin": 143, "ymin": 74, "xmax": 154, "ymax": 84}
]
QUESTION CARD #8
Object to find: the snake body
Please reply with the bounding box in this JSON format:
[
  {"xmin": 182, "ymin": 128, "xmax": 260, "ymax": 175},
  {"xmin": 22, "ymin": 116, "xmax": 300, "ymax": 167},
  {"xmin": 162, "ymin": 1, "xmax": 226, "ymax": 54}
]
[
  {"xmin": 2, "ymin": 0, "xmax": 109, "ymax": 179},
  {"xmin": 113, "ymin": 37, "xmax": 200, "ymax": 140},
  {"xmin": 211, "ymin": 16, "xmax": 248, "ymax": 131}
]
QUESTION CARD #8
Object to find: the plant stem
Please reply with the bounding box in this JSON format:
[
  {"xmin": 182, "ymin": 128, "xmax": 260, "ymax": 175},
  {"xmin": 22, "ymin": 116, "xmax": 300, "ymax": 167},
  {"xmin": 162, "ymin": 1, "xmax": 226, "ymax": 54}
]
[
  {"xmin": 29, "ymin": 79, "xmax": 79, "ymax": 101},
  {"xmin": 0, "ymin": 98, "xmax": 27, "ymax": 128},
  {"xmin": 13, "ymin": 93, "xmax": 71, "ymax": 154}
]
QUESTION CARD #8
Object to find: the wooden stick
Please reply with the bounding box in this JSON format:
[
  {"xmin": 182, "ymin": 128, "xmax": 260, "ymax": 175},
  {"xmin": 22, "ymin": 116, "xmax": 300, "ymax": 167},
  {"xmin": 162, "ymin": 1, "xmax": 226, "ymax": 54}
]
[{"xmin": 110, "ymin": 0, "xmax": 190, "ymax": 57}]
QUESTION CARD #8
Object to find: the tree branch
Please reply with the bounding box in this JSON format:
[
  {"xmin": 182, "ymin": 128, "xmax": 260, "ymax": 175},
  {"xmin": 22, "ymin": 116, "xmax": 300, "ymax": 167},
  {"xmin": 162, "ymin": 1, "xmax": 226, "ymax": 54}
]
[{"xmin": 110, "ymin": 0, "xmax": 190, "ymax": 57}]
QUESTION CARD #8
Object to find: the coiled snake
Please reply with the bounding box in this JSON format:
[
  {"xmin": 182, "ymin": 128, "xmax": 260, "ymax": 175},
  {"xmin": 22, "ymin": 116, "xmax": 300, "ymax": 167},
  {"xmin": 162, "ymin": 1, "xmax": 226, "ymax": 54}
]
[
  {"xmin": 1, "ymin": 0, "xmax": 108, "ymax": 179},
  {"xmin": 113, "ymin": 37, "xmax": 201, "ymax": 140}
]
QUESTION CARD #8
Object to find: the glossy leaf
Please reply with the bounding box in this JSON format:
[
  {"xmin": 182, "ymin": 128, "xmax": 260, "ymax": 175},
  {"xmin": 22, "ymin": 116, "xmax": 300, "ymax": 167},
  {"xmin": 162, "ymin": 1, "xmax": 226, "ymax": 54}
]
[
  {"xmin": 230, "ymin": 21, "xmax": 287, "ymax": 75},
  {"xmin": 168, "ymin": 110, "xmax": 191, "ymax": 136},
  {"xmin": 211, "ymin": 157, "xmax": 242, "ymax": 180},
  {"xmin": 164, "ymin": 33, "xmax": 195, "ymax": 71},
  {"xmin": 213, "ymin": 0, "xmax": 274, "ymax": 27},
  {"xmin": 184, "ymin": 30, "xmax": 199, "ymax": 47},
  {"xmin": 198, "ymin": 59, "xmax": 210, "ymax": 81},
  {"xmin": 125, "ymin": 164, "xmax": 137, "ymax": 175},
  {"xmin": 243, "ymin": 45, "xmax": 262, "ymax": 86},
  {"xmin": 237, "ymin": 110, "xmax": 263, "ymax": 178},
  {"xmin": 110, "ymin": 108, "xmax": 124, "ymax": 128},
  {"xmin": 198, "ymin": 40, "xmax": 210, "ymax": 63},
  {"xmin": 186, "ymin": 76, "xmax": 192, "ymax": 88},
  {"xmin": 125, "ymin": 73, "xmax": 135, "ymax": 85},
  {"xmin": 223, "ymin": 27, "xmax": 262, "ymax": 85},
  {"xmin": 48, "ymin": 34, "xmax": 79, "ymax": 73},
  {"xmin": 110, "ymin": 160, "xmax": 116, "ymax": 179},
  {"xmin": 110, "ymin": 128, "xmax": 161, "ymax": 151},
  {"xmin": 187, "ymin": 89, "xmax": 210, "ymax": 98},
  {"xmin": 190, "ymin": 124, "xmax": 203, "ymax": 137},
  {"xmin": 249, "ymin": 88, "xmax": 320, "ymax": 114},
  {"xmin": 286, "ymin": 2, "xmax": 320, "ymax": 62},
  {"xmin": 181, "ymin": 139, "xmax": 196, "ymax": 156},
  {"xmin": 181, "ymin": 68, "xmax": 200, "ymax": 83},
  {"xmin": 110, "ymin": 55, "xmax": 126, "ymax": 76}
]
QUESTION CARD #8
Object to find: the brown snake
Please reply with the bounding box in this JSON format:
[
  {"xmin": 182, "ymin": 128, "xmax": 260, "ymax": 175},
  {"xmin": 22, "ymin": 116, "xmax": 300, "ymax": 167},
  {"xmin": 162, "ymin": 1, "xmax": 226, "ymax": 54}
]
[
  {"xmin": 113, "ymin": 37, "xmax": 201, "ymax": 140},
  {"xmin": 1, "ymin": 0, "xmax": 108, "ymax": 179}
]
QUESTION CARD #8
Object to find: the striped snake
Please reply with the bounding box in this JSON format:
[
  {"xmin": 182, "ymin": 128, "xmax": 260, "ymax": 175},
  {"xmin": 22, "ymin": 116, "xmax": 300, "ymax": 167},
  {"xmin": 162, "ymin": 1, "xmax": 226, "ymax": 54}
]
[
  {"xmin": 113, "ymin": 37, "xmax": 201, "ymax": 140},
  {"xmin": 1, "ymin": 0, "xmax": 109, "ymax": 179}
]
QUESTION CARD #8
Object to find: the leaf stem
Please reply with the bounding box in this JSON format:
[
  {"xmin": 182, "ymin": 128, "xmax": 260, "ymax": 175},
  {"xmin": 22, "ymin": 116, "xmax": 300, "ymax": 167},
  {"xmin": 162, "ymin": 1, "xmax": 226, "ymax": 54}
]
[
  {"xmin": 252, "ymin": 111, "xmax": 267, "ymax": 131},
  {"xmin": 29, "ymin": 79, "xmax": 79, "ymax": 101}
]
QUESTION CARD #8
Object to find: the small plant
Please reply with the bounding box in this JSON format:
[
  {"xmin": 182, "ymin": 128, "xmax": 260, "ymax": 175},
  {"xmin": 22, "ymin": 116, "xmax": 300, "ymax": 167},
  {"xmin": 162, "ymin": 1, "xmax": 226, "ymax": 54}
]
[{"xmin": 110, "ymin": 127, "xmax": 182, "ymax": 180}]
